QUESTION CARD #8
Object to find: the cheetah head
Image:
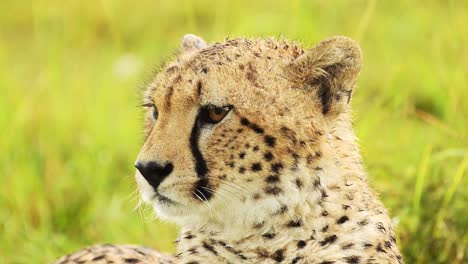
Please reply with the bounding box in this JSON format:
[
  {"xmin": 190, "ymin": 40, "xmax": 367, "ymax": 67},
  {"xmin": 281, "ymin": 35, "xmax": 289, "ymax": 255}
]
[{"xmin": 135, "ymin": 34, "xmax": 362, "ymax": 230}]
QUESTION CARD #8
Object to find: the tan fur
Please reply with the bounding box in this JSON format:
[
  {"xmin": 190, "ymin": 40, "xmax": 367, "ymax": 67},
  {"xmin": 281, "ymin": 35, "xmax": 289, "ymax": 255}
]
[{"xmin": 54, "ymin": 35, "xmax": 402, "ymax": 264}]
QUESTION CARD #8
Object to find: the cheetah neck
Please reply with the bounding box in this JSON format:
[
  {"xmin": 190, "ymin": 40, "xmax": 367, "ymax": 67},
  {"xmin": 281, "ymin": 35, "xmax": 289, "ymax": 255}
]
[{"xmin": 175, "ymin": 143, "xmax": 393, "ymax": 262}]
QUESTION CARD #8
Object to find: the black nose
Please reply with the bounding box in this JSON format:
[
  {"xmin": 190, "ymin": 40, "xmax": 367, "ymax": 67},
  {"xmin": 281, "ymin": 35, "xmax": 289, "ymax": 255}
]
[{"xmin": 135, "ymin": 161, "xmax": 174, "ymax": 190}]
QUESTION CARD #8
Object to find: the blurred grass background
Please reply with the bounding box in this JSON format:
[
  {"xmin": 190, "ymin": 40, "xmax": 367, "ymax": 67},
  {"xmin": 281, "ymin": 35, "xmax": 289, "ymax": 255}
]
[{"xmin": 0, "ymin": 0, "xmax": 467, "ymax": 263}]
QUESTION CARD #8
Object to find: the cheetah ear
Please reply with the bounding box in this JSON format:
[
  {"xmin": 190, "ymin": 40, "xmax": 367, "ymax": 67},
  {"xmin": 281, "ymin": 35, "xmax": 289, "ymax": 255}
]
[
  {"xmin": 182, "ymin": 34, "xmax": 207, "ymax": 50},
  {"xmin": 289, "ymin": 36, "xmax": 362, "ymax": 115}
]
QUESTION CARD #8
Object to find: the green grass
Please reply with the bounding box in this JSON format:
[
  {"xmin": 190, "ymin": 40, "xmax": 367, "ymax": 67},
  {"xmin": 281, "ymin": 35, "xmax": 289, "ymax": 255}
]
[{"xmin": 0, "ymin": 0, "xmax": 467, "ymax": 263}]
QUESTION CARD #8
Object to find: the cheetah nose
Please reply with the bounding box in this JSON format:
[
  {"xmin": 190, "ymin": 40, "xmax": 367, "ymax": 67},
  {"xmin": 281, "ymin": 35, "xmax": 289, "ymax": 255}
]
[{"xmin": 135, "ymin": 161, "xmax": 174, "ymax": 191}]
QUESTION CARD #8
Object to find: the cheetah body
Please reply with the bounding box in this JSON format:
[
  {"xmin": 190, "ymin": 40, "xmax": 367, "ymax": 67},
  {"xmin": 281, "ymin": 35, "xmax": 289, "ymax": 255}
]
[{"xmin": 54, "ymin": 35, "xmax": 402, "ymax": 264}]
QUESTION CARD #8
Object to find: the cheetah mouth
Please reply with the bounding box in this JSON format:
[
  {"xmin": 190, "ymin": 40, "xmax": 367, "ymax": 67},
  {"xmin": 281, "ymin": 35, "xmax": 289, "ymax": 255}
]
[{"xmin": 153, "ymin": 192, "xmax": 177, "ymax": 206}]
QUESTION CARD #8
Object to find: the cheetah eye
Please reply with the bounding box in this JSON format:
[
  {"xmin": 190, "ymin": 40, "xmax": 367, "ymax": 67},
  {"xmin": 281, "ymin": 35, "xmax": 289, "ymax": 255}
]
[
  {"xmin": 143, "ymin": 103, "xmax": 159, "ymax": 120},
  {"xmin": 200, "ymin": 105, "xmax": 232, "ymax": 124}
]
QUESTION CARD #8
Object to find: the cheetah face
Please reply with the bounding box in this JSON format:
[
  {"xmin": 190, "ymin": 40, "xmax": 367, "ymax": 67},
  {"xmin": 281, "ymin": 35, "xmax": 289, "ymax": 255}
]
[{"xmin": 135, "ymin": 34, "xmax": 362, "ymax": 228}]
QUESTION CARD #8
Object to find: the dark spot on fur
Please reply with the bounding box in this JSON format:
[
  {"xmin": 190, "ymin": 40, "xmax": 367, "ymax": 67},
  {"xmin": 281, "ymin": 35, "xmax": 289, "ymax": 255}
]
[
  {"xmin": 92, "ymin": 256, "xmax": 105, "ymax": 261},
  {"xmin": 264, "ymin": 135, "xmax": 276, "ymax": 147},
  {"xmin": 266, "ymin": 175, "xmax": 280, "ymax": 183},
  {"xmin": 287, "ymin": 219, "xmax": 303, "ymax": 227},
  {"xmin": 337, "ymin": 216, "xmax": 349, "ymax": 224},
  {"xmin": 313, "ymin": 178, "xmax": 321, "ymax": 188},
  {"xmin": 321, "ymin": 210, "xmax": 329, "ymax": 216},
  {"xmin": 253, "ymin": 145, "xmax": 259, "ymax": 151},
  {"xmin": 253, "ymin": 193, "xmax": 261, "ymax": 200},
  {"xmin": 265, "ymin": 186, "xmax": 283, "ymax": 195},
  {"xmin": 292, "ymin": 256, "xmax": 303, "ymax": 264},
  {"xmin": 251, "ymin": 162, "xmax": 262, "ymax": 171},
  {"xmin": 262, "ymin": 233, "xmax": 276, "ymax": 239},
  {"xmin": 264, "ymin": 151, "xmax": 274, "ymax": 161},
  {"xmin": 271, "ymin": 162, "xmax": 283, "ymax": 173},
  {"xmin": 320, "ymin": 261, "xmax": 335, "ymax": 264},
  {"xmin": 239, "ymin": 167, "xmax": 246, "ymax": 174},
  {"xmin": 344, "ymin": 255, "xmax": 360, "ymax": 264},
  {"xmin": 240, "ymin": 118, "xmax": 250, "ymax": 126},
  {"xmin": 246, "ymin": 62, "xmax": 261, "ymax": 87},
  {"xmin": 321, "ymin": 189, "xmax": 329, "ymax": 199},
  {"xmin": 322, "ymin": 224, "xmax": 329, "ymax": 232},
  {"xmin": 124, "ymin": 258, "xmax": 140, "ymax": 263},
  {"xmin": 250, "ymin": 123, "xmax": 264, "ymax": 134},
  {"xmin": 342, "ymin": 243, "xmax": 354, "ymax": 250},
  {"xmin": 271, "ymin": 249, "xmax": 284, "ymax": 262},
  {"xmin": 319, "ymin": 234, "xmax": 338, "ymax": 246},
  {"xmin": 201, "ymin": 67, "xmax": 208, "ymax": 74},
  {"xmin": 295, "ymin": 178, "xmax": 303, "ymax": 189},
  {"xmin": 196, "ymin": 80, "xmax": 203, "ymax": 96},
  {"xmin": 239, "ymin": 152, "xmax": 246, "ymax": 159},
  {"xmin": 135, "ymin": 249, "xmax": 146, "ymax": 256},
  {"xmin": 237, "ymin": 253, "xmax": 248, "ymax": 260},
  {"xmin": 363, "ymin": 242, "xmax": 373, "ymax": 248},
  {"xmin": 376, "ymin": 243, "xmax": 386, "ymax": 253},
  {"xmin": 202, "ymin": 242, "xmax": 218, "ymax": 256},
  {"xmin": 384, "ymin": 241, "xmax": 392, "ymax": 248},
  {"xmin": 239, "ymin": 64, "xmax": 244, "ymax": 70},
  {"xmin": 376, "ymin": 222, "xmax": 386, "ymax": 233},
  {"xmin": 188, "ymin": 247, "xmax": 198, "ymax": 255},
  {"xmin": 291, "ymin": 158, "xmax": 300, "ymax": 167},
  {"xmin": 237, "ymin": 128, "xmax": 244, "ymax": 133},
  {"xmin": 184, "ymin": 234, "xmax": 195, "ymax": 239},
  {"xmin": 358, "ymin": 219, "xmax": 368, "ymax": 226},
  {"xmin": 254, "ymin": 221, "xmax": 265, "ymax": 229},
  {"xmin": 297, "ymin": 240, "xmax": 307, "ymax": 248}
]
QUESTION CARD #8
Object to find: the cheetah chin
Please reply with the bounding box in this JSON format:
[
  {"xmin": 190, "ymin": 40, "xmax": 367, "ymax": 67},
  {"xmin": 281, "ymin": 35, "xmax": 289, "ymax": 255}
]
[{"xmin": 54, "ymin": 34, "xmax": 403, "ymax": 264}]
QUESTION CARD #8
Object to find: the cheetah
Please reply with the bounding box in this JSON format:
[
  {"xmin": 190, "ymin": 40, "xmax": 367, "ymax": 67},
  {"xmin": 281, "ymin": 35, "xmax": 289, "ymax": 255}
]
[{"xmin": 54, "ymin": 34, "xmax": 403, "ymax": 264}]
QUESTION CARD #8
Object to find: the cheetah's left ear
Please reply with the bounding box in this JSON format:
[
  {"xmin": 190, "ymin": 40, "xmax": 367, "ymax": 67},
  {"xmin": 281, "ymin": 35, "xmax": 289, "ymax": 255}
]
[
  {"xmin": 182, "ymin": 34, "xmax": 207, "ymax": 50},
  {"xmin": 288, "ymin": 36, "xmax": 362, "ymax": 115}
]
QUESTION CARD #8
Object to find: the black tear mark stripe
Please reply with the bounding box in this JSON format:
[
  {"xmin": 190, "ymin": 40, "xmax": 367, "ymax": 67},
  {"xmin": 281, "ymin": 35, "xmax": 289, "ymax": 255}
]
[{"xmin": 190, "ymin": 112, "xmax": 212, "ymax": 200}]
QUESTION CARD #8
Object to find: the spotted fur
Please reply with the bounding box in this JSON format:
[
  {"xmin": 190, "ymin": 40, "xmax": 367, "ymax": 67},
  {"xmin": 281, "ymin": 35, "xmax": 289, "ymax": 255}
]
[
  {"xmin": 53, "ymin": 244, "xmax": 174, "ymax": 264},
  {"xmin": 54, "ymin": 34, "xmax": 402, "ymax": 264}
]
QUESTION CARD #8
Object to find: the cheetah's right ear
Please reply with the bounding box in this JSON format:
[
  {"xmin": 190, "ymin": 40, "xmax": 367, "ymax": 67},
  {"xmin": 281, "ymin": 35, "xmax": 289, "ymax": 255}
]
[
  {"xmin": 288, "ymin": 36, "xmax": 362, "ymax": 115},
  {"xmin": 182, "ymin": 34, "xmax": 207, "ymax": 50}
]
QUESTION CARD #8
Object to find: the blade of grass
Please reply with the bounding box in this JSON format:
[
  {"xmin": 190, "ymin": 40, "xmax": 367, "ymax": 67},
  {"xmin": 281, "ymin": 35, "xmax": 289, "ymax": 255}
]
[
  {"xmin": 412, "ymin": 145, "xmax": 432, "ymax": 216},
  {"xmin": 435, "ymin": 157, "xmax": 467, "ymax": 229}
]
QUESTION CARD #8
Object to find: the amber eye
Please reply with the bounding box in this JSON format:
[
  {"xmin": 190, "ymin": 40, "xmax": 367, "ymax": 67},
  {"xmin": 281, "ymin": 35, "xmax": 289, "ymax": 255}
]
[{"xmin": 201, "ymin": 105, "xmax": 232, "ymax": 124}]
